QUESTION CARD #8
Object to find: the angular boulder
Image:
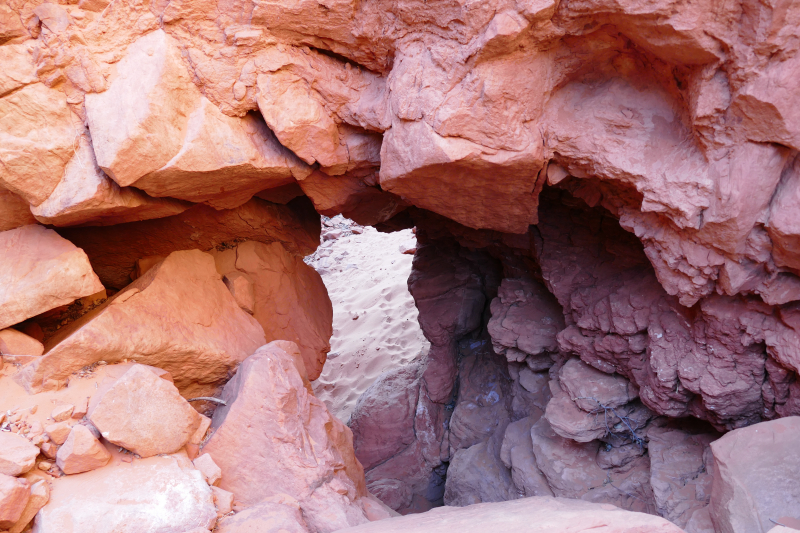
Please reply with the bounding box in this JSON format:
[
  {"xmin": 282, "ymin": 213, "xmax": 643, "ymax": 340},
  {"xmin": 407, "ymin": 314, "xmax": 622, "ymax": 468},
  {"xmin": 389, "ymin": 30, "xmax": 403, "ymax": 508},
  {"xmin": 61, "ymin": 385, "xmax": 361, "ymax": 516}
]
[
  {"xmin": 55, "ymin": 424, "xmax": 112, "ymax": 475},
  {"xmin": 33, "ymin": 453, "xmax": 216, "ymax": 533},
  {"xmin": 214, "ymin": 498, "xmax": 309, "ymax": 533},
  {"xmin": 31, "ymin": 133, "xmax": 191, "ymax": 227},
  {"xmin": 334, "ymin": 496, "xmax": 684, "ymax": 533},
  {"xmin": 709, "ymin": 417, "xmax": 800, "ymax": 533},
  {"xmin": 0, "ymin": 474, "xmax": 29, "ymax": 529},
  {"xmin": 7, "ymin": 479, "xmax": 48, "ymax": 533},
  {"xmin": 0, "ymin": 432, "xmax": 40, "ymax": 476},
  {"xmin": 0, "ymin": 83, "xmax": 76, "ymax": 206},
  {"xmin": 15, "ymin": 250, "xmax": 266, "ymax": 396},
  {"xmin": 0, "ymin": 328, "xmax": 44, "ymax": 356},
  {"xmin": 0, "ymin": 188, "xmax": 36, "ymax": 232},
  {"xmin": 0, "ymin": 225, "xmax": 104, "ymax": 331},
  {"xmin": 88, "ymin": 364, "xmax": 201, "ymax": 458},
  {"xmin": 213, "ymin": 241, "xmax": 333, "ymax": 380},
  {"xmin": 202, "ymin": 342, "xmax": 371, "ymax": 533}
]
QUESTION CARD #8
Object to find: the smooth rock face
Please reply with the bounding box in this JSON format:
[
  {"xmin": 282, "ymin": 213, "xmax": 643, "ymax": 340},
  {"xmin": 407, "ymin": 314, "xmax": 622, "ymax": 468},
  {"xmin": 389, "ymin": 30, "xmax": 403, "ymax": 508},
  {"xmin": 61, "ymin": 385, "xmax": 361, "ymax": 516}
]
[
  {"xmin": 0, "ymin": 188, "xmax": 36, "ymax": 232},
  {"xmin": 8, "ymin": 480, "xmax": 49, "ymax": 533},
  {"xmin": 0, "ymin": 328, "xmax": 44, "ymax": 356},
  {"xmin": 0, "ymin": 474, "xmax": 30, "ymax": 529},
  {"xmin": 335, "ymin": 496, "xmax": 685, "ymax": 533},
  {"xmin": 88, "ymin": 365, "xmax": 202, "ymax": 458},
  {"xmin": 709, "ymin": 417, "xmax": 800, "ymax": 533},
  {"xmin": 214, "ymin": 499, "xmax": 309, "ymax": 533},
  {"xmin": 213, "ymin": 241, "xmax": 333, "ymax": 381},
  {"xmin": 202, "ymin": 342, "xmax": 371, "ymax": 533},
  {"xmin": 0, "ymin": 225, "xmax": 104, "ymax": 331},
  {"xmin": 0, "ymin": 83, "xmax": 76, "ymax": 206},
  {"xmin": 0, "ymin": 430, "xmax": 42, "ymax": 476},
  {"xmin": 33, "ymin": 454, "xmax": 217, "ymax": 533},
  {"xmin": 16, "ymin": 250, "xmax": 266, "ymax": 396},
  {"xmin": 55, "ymin": 424, "xmax": 112, "ymax": 474}
]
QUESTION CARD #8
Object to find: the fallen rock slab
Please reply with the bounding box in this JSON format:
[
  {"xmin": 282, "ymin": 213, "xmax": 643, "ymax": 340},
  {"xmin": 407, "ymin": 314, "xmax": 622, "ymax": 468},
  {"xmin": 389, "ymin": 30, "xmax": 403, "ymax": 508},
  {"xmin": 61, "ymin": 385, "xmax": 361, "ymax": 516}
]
[
  {"xmin": 334, "ymin": 496, "xmax": 685, "ymax": 533},
  {"xmin": 88, "ymin": 364, "xmax": 201, "ymax": 457},
  {"xmin": 15, "ymin": 250, "xmax": 265, "ymax": 396},
  {"xmin": 0, "ymin": 474, "xmax": 29, "ymax": 529},
  {"xmin": 8, "ymin": 479, "xmax": 48, "ymax": 533},
  {"xmin": 0, "ymin": 225, "xmax": 104, "ymax": 331},
  {"xmin": 709, "ymin": 416, "xmax": 800, "ymax": 533},
  {"xmin": 0, "ymin": 432, "xmax": 39, "ymax": 476},
  {"xmin": 202, "ymin": 342, "xmax": 371, "ymax": 533},
  {"xmin": 212, "ymin": 241, "xmax": 333, "ymax": 380},
  {"xmin": 0, "ymin": 188, "xmax": 36, "ymax": 232},
  {"xmin": 0, "ymin": 328, "xmax": 43, "ymax": 356},
  {"xmin": 56, "ymin": 424, "xmax": 112, "ymax": 474},
  {"xmin": 33, "ymin": 453, "xmax": 216, "ymax": 533},
  {"xmin": 214, "ymin": 498, "xmax": 309, "ymax": 533}
]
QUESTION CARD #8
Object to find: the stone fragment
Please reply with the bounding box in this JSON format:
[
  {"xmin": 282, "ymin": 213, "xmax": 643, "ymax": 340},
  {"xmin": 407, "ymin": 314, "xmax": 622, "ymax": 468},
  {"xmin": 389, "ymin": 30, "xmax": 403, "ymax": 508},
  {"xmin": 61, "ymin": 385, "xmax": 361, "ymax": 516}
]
[
  {"xmin": 31, "ymin": 133, "xmax": 191, "ymax": 227},
  {"xmin": 16, "ymin": 250, "xmax": 266, "ymax": 397},
  {"xmin": 8, "ymin": 479, "xmax": 48, "ymax": 533},
  {"xmin": 334, "ymin": 496, "xmax": 684, "ymax": 532},
  {"xmin": 500, "ymin": 417, "xmax": 553, "ymax": 498},
  {"xmin": 0, "ymin": 328, "xmax": 43, "ymax": 356},
  {"xmin": 58, "ymin": 197, "xmax": 320, "ymax": 289},
  {"xmin": 0, "ymin": 432, "xmax": 39, "ymax": 476},
  {"xmin": 214, "ymin": 498, "xmax": 309, "ymax": 533},
  {"xmin": 193, "ymin": 454, "xmax": 222, "ymax": 486},
  {"xmin": 34, "ymin": 453, "xmax": 216, "ymax": 533},
  {"xmin": 0, "ymin": 225, "xmax": 104, "ymax": 331},
  {"xmin": 222, "ymin": 272, "xmax": 256, "ymax": 314},
  {"xmin": 51, "ymin": 404, "xmax": 74, "ymax": 422},
  {"xmin": 0, "ymin": 43, "xmax": 36, "ymax": 96},
  {"xmin": 0, "ymin": 188, "xmax": 36, "ymax": 232},
  {"xmin": 45, "ymin": 422, "xmax": 72, "ymax": 445},
  {"xmin": 56, "ymin": 424, "xmax": 112, "ymax": 475},
  {"xmin": 213, "ymin": 241, "xmax": 332, "ymax": 380},
  {"xmin": 0, "ymin": 83, "xmax": 77, "ymax": 205},
  {"xmin": 88, "ymin": 364, "xmax": 202, "ymax": 457},
  {"xmin": 559, "ymin": 357, "xmax": 638, "ymax": 411},
  {"xmin": 0, "ymin": 474, "xmax": 29, "ymax": 529},
  {"xmin": 709, "ymin": 417, "xmax": 800, "ymax": 533},
  {"xmin": 202, "ymin": 342, "xmax": 371, "ymax": 532},
  {"xmin": 488, "ymin": 278, "xmax": 564, "ymax": 366},
  {"xmin": 211, "ymin": 486, "xmax": 234, "ymax": 515}
]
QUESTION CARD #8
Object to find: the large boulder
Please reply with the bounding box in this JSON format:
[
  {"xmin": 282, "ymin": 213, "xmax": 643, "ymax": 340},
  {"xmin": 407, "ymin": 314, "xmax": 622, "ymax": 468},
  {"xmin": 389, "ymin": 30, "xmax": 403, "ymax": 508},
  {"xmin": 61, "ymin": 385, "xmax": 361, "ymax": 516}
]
[
  {"xmin": 334, "ymin": 496, "xmax": 685, "ymax": 533},
  {"xmin": 709, "ymin": 417, "xmax": 800, "ymax": 533},
  {"xmin": 88, "ymin": 364, "xmax": 202, "ymax": 457},
  {"xmin": 55, "ymin": 424, "xmax": 112, "ymax": 475},
  {"xmin": 212, "ymin": 241, "xmax": 333, "ymax": 381},
  {"xmin": 33, "ymin": 453, "xmax": 217, "ymax": 533},
  {"xmin": 15, "ymin": 250, "xmax": 266, "ymax": 396},
  {"xmin": 57, "ymin": 197, "xmax": 320, "ymax": 289},
  {"xmin": 0, "ymin": 225, "xmax": 104, "ymax": 331},
  {"xmin": 0, "ymin": 83, "xmax": 76, "ymax": 206},
  {"xmin": 202, "ymin": 342, "xmax": 372, "ymax": 533}
]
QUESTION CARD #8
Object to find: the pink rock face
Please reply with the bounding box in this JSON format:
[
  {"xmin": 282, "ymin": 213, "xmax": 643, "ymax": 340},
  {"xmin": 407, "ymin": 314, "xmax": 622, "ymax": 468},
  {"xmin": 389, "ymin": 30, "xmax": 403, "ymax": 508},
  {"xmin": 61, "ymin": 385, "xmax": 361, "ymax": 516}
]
[
  {"xmin": 0, "ymin": 474, "xmax": 30, "ymax": 529},
  {"xmin": 334, "ymin": 496, "xmax": 685, "ymax": 533},
  {"xmin": 0, "ymin": 432, "xmax": 40, "ymax": 476},
  {"xmin": 0, "ymin": 188, "xmax": 36, "ymax": 232},
  {"xmin": 214, "ymin": 499, "xmax": 309, "ymax": 533},
  {"xmin": 709, "ymin": 417, "xmax": 800, "ymax": 533},
  {"xmin": 8, "ymin": 479, "xmax": 48, "ymax": 533},
  {"xmin": 212, "ymin": 241, "xmax": 333, "ymax": 381},
  {"xmin": 55, "ymin": 424, "xmax": 112, "ymax": 475},
  {"xmin": 34, "ymin": 453, "xmax": 217, "ymax": 533},
  {"xmin": 192, "ymin": 454, "xmax": 221, "ymax": 486},
  {"xmin": 202, "ymin": 342, "xmax": 371, "ymax": 533},
  {"xmin": 0, "ymin": 225, "xmax": 104, "ymax": 331},
  {"xmin": 15, "ymin": 250, "xmax": 266, "ymax": 396},
  {"xmin": 88, "ymin": 365, "xmax": 202, "ymax": 458},
  {"xmin": 0, "ymin": 328, "xmax": 43, "ymax": 356}
]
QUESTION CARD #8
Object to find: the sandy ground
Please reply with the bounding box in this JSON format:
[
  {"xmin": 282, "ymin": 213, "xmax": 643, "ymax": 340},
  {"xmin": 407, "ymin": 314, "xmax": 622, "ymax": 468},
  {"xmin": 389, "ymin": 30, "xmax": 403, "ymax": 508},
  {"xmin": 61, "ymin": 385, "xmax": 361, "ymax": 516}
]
[{"xmin": 307, "ymin": 218, "xmax": 429, "ymax": 423}]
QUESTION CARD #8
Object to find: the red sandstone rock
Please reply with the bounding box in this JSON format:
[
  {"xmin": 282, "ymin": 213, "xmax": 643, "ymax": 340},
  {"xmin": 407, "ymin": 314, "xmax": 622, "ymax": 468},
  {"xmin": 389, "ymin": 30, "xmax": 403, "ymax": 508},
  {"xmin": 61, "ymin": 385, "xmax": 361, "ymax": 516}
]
[
  {"xmin": 500, "ymin": 417, "xmax": 553, "ymax": 498},
  {"xmin": 88, "ymin": 364, "xmax": 202, "ymax": 457},
  {"xmin": 56, "ymin": 424, "xmax": 111, "ymax": 475},
  {"xmin": 58, "ymin": 197, "xmax": 320, "ymax": 289},
  {"xmin": 202, "ymin": 342, "xmax": 372, "ymax": 532},
  {"xmin": 51, "ymin": 404, "xmax": 74, "ymax": 422},
  {"xmin": 0, "ymin": 474, "xmax": 29, "ymax": 529},
  {"xmin": 212, "ymin": 241, "xmax": 332, "ymax": 381},
  {"xmin": 0, "ymin": 188, "xmax": 36, "ymax": 232},
  {"xmin": 16, "ymin": 250, "xmax": 266, "ymax": 396},
  {"xmin": 0, "ymin": 328, "xmax": 43, "ymax": 356},
  {"xmin": 211, "ymin": 486, "xmax": 234, "ymax": 516},
  {"xmin": 0, "ymin": 225, "xmax": 104, "ymax": 331},
  {"xmin": 45, "ymin": 421, "xmax": 72, "ymax": 445},
  {"xmin": 0, "ymin": 432, "xmax": 39, "ymax": 476},
  {"xmin": 214, "ymin": 498, "xmax": 309, "ymax": 533},
  {"xmin": 334, "ymin": 496, "xmax": 684, "ymax": 533},
  {"xmin": 7, "ymin": 479, "xmax": 48, "ymax": 533},
  {"xmin": 709, "ymin": 417, "xmax": 800, "ymax": 533},
  {"xmin": 193, "ymin": 454, "xmax": 222, "ymax": 486},
  {"xmin": 34, "ymin": 453, "xmax": 217, "ymax": 533}
]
